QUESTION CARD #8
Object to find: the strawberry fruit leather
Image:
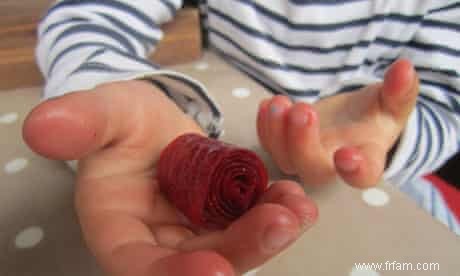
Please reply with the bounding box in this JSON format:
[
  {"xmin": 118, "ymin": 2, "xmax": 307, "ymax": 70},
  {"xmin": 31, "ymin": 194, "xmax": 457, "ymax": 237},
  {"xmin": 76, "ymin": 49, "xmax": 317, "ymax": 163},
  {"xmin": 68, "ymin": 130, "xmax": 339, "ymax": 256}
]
[{"xmin": 156, "ymin": 133, "xmax": 269, "ymax": 230}]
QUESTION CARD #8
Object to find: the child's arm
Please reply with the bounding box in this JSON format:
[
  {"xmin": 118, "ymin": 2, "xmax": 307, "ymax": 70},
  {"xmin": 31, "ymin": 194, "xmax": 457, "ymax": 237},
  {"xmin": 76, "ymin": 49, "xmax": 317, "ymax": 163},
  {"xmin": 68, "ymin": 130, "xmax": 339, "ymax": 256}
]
[
  {"xmin": 257, "ymin": 2, "xmax": 459, "ymax": 188},
  {"xmin": 25, "ymin": 2, "xmax": 318, "ymax": 276},
  {"xmin": 36, "ymin": 0, "xmax": 222, "ymax": 137}
]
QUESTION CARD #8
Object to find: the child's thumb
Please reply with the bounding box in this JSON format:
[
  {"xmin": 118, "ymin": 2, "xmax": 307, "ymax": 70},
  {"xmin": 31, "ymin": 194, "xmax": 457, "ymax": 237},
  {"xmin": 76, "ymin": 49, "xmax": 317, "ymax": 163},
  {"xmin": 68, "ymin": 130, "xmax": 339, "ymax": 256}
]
[
  {"xmin": 23, "ymin": 80, "xmax": 204, "ymax": 174},
  {"xmin": 22, "ymin": 89, "xmax": 112, "ymax": 160}
]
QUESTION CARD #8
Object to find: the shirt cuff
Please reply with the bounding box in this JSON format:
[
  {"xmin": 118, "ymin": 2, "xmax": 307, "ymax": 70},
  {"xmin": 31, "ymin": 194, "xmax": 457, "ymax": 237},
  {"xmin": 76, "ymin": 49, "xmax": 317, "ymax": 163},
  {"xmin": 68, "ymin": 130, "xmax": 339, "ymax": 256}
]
[{"xmin": 382, "ymin": 108, "xmax": 418, "ymax": 186}]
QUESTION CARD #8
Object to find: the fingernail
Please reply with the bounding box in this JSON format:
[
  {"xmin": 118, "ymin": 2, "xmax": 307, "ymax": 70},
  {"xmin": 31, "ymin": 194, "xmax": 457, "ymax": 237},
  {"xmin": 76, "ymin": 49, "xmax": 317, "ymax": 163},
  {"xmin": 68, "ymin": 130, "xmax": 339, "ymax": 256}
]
[
  {"xmin": 263, "ymin": 225, "xmax": 295, "ymax": 252},
  {"xmin": 290, "ymin": 109, "xmax": 309, "ymax": 125},
  {"xmin": 337, "ymin": 154, "xmax": 361, "ymax": 173},
  {"xmin": 270, "ymin": 102, "xmax": 283, "ymax": 116}
]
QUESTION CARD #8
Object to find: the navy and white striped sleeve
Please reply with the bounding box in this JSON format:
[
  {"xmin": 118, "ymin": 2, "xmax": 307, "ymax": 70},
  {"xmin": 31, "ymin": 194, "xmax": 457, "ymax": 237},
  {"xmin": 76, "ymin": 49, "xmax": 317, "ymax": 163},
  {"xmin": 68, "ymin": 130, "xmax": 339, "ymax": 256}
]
[
  {"xmin": 383, "ymin": 2, "xmax": 460, "ymax": 186},
  {"xmin": 36, "ymin": 0, "xmax": 223, "ymax": 138}
]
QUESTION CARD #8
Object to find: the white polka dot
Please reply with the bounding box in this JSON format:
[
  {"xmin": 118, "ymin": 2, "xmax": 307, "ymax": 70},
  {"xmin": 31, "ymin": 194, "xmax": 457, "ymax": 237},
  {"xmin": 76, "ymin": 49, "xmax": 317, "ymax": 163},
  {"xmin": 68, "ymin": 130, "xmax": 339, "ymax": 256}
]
[
  {"xmin": 0, "ymin": 112, "xmax": 18, "ymax": 124},
  {"xmin": 232, "ymin": 88, "xmax": 251, "ymax": 98},
  {"xmin": 194, "ymin": 61, "xmax": 209, "ymax": 70},
  {"xmin": 350, "ymin": 267, "xmax": 380, "ymax": 276},
  {"xmin": 243, "ymin": 267, "xmax": 261, "ymax": 276},
  {"xmin": 4, "ymin": 158, "xmax": 29, "ymax": 174},
  {"xmin": 15, "ymin": 226, "xmax": 44, "ymax": 249},
  {"xmin": 362, "ymin": 187, "xmax": 390, "ymax": 207}
]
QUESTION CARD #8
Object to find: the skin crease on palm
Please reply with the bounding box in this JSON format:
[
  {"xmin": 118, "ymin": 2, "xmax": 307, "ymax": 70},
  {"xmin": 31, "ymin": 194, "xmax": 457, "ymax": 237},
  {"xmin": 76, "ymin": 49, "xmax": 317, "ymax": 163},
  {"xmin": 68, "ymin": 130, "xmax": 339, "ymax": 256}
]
[{"xmin": 21, "ymin": 59, "xmax": 417, "ymax": 276}]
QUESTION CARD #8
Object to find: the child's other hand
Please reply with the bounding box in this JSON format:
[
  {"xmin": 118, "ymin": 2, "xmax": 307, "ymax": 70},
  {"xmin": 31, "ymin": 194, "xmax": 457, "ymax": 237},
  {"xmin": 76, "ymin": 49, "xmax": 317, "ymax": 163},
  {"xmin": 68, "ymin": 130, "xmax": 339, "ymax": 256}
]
[
  {"xmin": 257, "ymin": 59, "xmax": 419, "ymax": 188},
  {"xmin": 23, "ymin": 80, "xmax": 318, "ymax": 276}
]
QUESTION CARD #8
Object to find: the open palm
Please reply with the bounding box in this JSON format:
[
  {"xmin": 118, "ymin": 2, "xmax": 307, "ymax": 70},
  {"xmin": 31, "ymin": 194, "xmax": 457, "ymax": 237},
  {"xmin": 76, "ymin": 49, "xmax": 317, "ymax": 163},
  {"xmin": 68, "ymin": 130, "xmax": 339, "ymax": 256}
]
[{"xmin": 23, "ymin": 80, "xmax": 318, "ymax": 276}]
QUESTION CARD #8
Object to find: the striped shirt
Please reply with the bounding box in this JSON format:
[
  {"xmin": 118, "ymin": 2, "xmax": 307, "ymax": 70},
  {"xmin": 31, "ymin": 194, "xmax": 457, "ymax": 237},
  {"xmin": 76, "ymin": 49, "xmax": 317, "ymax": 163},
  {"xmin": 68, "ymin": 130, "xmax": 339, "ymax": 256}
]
[{"xmin": 37, "ymin": 0, "xmax": 460, "ymax": 187}]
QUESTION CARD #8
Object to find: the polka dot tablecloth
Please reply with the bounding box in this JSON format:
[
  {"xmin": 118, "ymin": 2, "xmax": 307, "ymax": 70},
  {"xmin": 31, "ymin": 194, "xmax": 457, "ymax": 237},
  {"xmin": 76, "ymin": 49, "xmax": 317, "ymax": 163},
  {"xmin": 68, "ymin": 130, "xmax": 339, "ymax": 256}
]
[{"xmin": 1, "ymin": 52, "xmax": 459, "ymax": 276}]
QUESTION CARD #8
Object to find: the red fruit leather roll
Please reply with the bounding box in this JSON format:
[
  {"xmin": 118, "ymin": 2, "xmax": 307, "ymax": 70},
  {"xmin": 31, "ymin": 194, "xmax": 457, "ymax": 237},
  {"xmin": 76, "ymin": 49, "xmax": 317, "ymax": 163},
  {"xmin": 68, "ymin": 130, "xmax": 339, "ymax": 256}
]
[{"xmin": 156, "ymin": 133, "xmax": 268, "ymax": 230}]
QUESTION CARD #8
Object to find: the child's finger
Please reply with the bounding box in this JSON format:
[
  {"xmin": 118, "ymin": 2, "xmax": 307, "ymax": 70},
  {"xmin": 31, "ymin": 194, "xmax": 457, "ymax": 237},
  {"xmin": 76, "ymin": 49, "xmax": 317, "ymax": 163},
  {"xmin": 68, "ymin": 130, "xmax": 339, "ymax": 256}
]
[
  {"xmin": 151, "ymin": 250, "xmax": 235, "ymax": 276},
  {"xmin": 179, "ymin": 204, "xmax": 301, "ymax": 274},
  {"xmin": 266, "ymin": 96, "xmax": 295, "ymax": 174},
  {"xmin": 380, "ymin": 59, "xmax": 419, "ymax": 123},
  {"xmin": 256, "ymin": 99, "xmax": 270, "ymax": 151},
  {"xmin": 286, "ymin": 103, "xmax": 334, "ymax": 185},
  {"xmin": 334, "ymin": 143, "xmax": 386, "ymax": 188},
  {"xmin": 259, "ymin": 180, "xmax": 318, "ymax": 230}
]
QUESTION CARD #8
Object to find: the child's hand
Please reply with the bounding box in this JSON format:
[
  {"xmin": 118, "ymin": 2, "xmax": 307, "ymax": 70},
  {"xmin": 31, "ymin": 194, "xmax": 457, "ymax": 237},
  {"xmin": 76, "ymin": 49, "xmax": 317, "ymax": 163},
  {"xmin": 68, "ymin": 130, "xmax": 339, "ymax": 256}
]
[
  {"xmin": 23, "ymin": 80, "xmax": 318, "ymax": 276},
  {"xmin": 257, "ymin": 59, "xmax": 419, "ymax": 188}
]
